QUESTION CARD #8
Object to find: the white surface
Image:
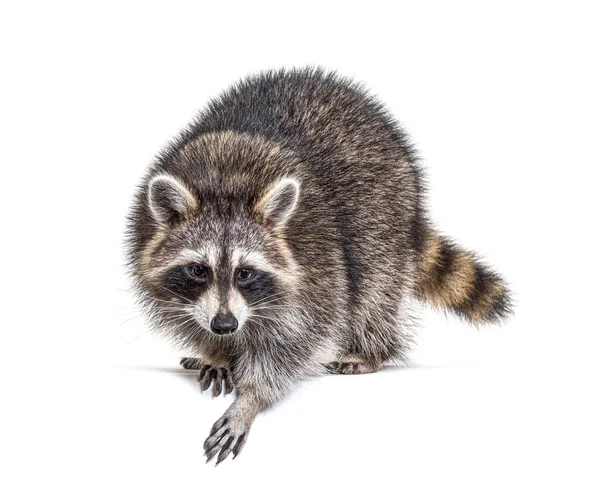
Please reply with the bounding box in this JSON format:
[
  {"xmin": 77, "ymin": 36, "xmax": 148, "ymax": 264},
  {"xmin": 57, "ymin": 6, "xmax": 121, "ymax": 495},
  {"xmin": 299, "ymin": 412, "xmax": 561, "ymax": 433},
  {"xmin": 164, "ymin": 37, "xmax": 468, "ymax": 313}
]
[{"xmin": 2, "ymin": 1, "xmax": 599, "ymax": 502}]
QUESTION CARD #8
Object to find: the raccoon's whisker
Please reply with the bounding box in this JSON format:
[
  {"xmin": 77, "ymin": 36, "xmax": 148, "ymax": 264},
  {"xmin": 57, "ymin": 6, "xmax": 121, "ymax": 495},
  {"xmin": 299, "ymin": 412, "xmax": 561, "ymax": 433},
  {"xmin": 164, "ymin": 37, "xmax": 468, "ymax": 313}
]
[
  {"xmin": 248, "ymin": 300, "xmax": 293, "ymax": 310},
  {"xmin": 247, "ymin": 317, "xmax": 269, "ymax": 331},
  {"xmin": 158, "ymin": 306, "xmax": 194, "ymax": 314},
  {"xmin": 114, "ymin": 310, "xmax": 141, "ymax": 320},
  {"xmin": 250, "ymin": 296, "xmax": 289, "ymax": 307},
  {"xmin": 160, "ymin": 310, "xmax": 196, "ymax": 321},
  {"xmin": 247, "ymin": 292, "xmax": 289, "ymax": 307},
  {"xmin": 161, "ymin": 287, "xmax": 193, "ymax": 303},
  {"xmin": 247, "ymin": 314, "xmax": 278, "ymax": 322},
  {"xmin": 168, "ymin": 316, "xmax": 198, "ymax": 332},
  {"xmin": 163, "ymin": 313, "xmax": 194, "ymax": 320},
  {"xmin": 161, "ymin": 314, "xmax": 195, "ymax": 324},
  {"xmin": 247, "ymin": 291, "xmax": 284, "ymax": 302},
  {"xmin": 247, "ymin": 311, "xmax": 281, "ymax": 325},
  {"xmin": 145, "ymin": 296, "xmax": 189, "ymax": 306},
  {"xmin": 115, "ymin": 305, "xmax": 142, "ymax": 312},
  {"xmin": 158, "ymin": 311, "xmax": 191, "ymax": 319},
  {"xmin": 249, "ymin": 307, "xmax": 294, "ymax": 315},
  {"xmin": 160, "ymin": 315, "xmax": 195, "ymax": 323},
  {"xmin": 124, "ymin": 333, "xmax": 147, "ymax": 345},
  {"xmin": 158, "ymin": 308, "xmax": 189, "ymax": 315},
  {"xmin": 250, "ymin": 304, "xmax": 294, "ymax": 311},
  {"xmin": 118, "ymin": 314, "xmax": 141, "ymax": 326},
  {"xmin": 249, "ymin": 297, "xmax": 291, "ymax": 306},
  {"xmin": 175, "ymin": 319, "xmax": 198, "ymax": 332}
]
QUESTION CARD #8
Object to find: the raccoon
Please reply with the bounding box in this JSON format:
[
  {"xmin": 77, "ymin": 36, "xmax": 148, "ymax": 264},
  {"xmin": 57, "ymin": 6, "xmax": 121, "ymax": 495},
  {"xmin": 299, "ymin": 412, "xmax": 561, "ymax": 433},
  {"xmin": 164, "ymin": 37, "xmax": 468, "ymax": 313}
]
[{"xmin": 126, "ymin": 67, "xmax": 512, "ymax": 465}]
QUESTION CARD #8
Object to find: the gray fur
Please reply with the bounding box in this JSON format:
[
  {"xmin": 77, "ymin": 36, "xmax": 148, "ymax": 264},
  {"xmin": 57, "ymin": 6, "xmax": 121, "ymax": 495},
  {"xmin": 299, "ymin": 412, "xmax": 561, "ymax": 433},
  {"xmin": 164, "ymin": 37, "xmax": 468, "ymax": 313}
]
[{"xmin": 125, "ymin": 67, "xmax": 511, "ymax": 464}]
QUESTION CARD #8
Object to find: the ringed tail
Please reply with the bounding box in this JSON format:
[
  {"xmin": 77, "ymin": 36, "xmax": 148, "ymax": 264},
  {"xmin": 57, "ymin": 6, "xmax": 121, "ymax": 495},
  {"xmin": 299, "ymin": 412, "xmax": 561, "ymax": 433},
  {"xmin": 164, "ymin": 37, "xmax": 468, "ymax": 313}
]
[{"xmin": 415, "ymin": 231, "xmax": 513, "ymax": 323}]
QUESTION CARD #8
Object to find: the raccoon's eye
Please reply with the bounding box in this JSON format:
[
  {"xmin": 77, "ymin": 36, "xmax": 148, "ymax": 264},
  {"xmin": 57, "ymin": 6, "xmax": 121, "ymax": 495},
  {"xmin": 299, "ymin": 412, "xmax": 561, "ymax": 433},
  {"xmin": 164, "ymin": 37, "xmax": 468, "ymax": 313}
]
[
  {"xmin": 237, "ymin": 268, "xmax": 252, "ymax": 281},
  {"xmin": 188, "ymin": 264, "xmax": 208, "ymax": 279}
]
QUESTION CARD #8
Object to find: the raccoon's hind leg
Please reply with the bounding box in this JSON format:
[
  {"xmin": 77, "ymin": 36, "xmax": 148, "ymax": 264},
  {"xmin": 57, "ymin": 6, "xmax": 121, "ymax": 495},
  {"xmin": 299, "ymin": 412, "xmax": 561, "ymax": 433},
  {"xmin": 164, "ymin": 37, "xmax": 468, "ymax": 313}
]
[
  {"xmin": 325, "ymin": 357, "xmax": 382, "ymax": 375},
  {"xmin": 326, "ymin": 300, "xmax": 408, "ymax": 375},
  {"xmin": 180, "ymin": 358, "xmax": 234, "ymax": 397}
]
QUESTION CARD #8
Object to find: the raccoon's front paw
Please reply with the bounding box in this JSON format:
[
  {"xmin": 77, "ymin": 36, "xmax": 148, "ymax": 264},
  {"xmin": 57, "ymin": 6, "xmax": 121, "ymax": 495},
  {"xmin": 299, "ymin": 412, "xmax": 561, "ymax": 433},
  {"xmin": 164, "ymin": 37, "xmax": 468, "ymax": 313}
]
[
  {"xmin": 180, "ymin": 358, "xmax": 234, "ymax": 396},
  {"xmin": 204, "ymin": 413, "xmax": 250, "ymax": 465},
  {"xmin": 197, "ymin": 364, "xmax": 234, "ymax": 397},
  {"xmin": 180, "ymin": 357, "xmax": 203, "ymax": 370}
]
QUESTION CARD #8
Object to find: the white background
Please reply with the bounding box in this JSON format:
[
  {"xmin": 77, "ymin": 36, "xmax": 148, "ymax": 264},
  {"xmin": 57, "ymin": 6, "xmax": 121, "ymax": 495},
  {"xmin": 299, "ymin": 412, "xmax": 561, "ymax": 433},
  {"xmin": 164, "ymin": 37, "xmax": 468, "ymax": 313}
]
[{"xmin": 1, "ymin": 1, "xmax": 599, "ymax": 501}]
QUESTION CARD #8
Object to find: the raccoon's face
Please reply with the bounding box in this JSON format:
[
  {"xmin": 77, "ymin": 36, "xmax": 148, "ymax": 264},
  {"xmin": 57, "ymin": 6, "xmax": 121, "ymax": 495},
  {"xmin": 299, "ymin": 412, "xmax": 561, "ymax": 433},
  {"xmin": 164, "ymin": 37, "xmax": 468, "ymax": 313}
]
[{"xmin": 138, "ymin": 173, "xmax": 300, "ymax": 338}]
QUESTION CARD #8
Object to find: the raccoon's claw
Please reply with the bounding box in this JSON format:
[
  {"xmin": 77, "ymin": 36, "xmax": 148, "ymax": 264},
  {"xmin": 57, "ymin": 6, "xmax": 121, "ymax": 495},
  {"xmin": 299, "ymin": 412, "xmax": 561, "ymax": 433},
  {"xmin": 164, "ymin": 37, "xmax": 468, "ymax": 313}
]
[
  {"xmin": 204, "ymin": 415, "xmax": 249, "ymax": 465},
  {"xmin": 197, "ymin": 365, "xmax": 234, "ymax": 397},
  {"xmin": 325, "ymin": 361, "xmax": 381, "ymax": 375},
  {"xmin": 180, "ymin": 357, "xmax": 203, "ymax": 370},
  {"xmin": 180, "ymin": 358, "xmax": 234, "ymax": 397}
]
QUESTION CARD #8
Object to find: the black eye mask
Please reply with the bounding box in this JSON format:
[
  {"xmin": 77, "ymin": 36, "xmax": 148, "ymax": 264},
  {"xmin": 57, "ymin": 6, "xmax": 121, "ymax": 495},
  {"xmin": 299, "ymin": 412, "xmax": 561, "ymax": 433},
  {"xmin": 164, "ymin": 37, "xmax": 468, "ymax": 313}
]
[
  {"xmin": 162, "ymin": 265, "xmax": 210, "ymax": 302},
  {"xmin": 236, "ymin": 270, "xmax": 277, "ymax": 305}
]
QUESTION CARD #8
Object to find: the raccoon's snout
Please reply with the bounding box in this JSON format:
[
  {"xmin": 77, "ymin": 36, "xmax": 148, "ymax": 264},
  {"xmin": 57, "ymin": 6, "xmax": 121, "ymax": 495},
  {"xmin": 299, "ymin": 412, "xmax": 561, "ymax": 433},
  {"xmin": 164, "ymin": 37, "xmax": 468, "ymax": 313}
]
[{"xmin": 210, "ymin": 314, "xmax": 239, "ymax": 335}]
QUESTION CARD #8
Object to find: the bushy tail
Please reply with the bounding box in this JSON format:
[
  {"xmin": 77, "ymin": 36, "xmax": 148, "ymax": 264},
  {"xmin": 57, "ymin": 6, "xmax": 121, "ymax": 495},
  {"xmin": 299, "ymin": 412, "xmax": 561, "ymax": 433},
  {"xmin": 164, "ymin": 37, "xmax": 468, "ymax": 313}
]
[{"xmin": 415, "ymin": 231, "xmax": 512, "ymax": 323}]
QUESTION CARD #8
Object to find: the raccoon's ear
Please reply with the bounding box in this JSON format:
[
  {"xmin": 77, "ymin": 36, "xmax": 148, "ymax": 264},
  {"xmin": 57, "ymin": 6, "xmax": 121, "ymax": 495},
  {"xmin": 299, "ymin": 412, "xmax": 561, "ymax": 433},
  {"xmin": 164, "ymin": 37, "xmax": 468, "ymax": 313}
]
[
  {"xmin": 256, "ymin": 177, "xmax": 300, "ymax": 227},
  {"xmin": 147, "ymin": 174, "xmax": 197, "ymax": 223}
]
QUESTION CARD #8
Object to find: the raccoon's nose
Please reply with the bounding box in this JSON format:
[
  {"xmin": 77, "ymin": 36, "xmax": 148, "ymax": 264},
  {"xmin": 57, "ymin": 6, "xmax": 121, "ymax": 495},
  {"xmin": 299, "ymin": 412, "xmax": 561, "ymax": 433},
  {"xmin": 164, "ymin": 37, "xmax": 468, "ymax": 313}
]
[{"xmin": 210, "ymin": 314, "xmax": 239, "ymax": 335}]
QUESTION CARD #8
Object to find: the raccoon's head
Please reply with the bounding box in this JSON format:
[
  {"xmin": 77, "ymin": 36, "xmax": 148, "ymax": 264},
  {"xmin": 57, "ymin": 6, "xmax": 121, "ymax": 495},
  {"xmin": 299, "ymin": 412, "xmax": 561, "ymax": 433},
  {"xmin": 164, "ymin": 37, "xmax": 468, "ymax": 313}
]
[{"xmin": 134, "ymin": 163, "xmax": 301, "ymax": 341}]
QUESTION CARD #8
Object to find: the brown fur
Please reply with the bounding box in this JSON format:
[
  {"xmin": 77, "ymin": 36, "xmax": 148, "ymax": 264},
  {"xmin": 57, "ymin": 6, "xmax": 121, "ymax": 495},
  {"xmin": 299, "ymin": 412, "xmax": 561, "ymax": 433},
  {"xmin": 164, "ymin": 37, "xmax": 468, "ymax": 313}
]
[
  {"xmin": 125, "ymin": 68, "xmax": 512, "ymax": 464},
  {"xmin": 416, "ymin": 231, "xmax": 511, "ymax": 323}
]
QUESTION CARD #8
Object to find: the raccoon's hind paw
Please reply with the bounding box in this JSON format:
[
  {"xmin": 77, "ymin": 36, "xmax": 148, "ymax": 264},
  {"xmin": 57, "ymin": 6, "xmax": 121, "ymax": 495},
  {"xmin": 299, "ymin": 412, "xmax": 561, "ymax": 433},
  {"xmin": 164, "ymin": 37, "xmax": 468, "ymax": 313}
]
[
  {"xmin": 180, "ymin": 357, "xmax": 203, "ymax": 370},
  {"xmin": 197, "ymin": 364, "xmax": 234, "ymax": 397},
  {"xmin": 204, "ymin": 414, "xmax": 249, "ymax": 465},
  {"xmin": 326, "ymin": 361, "xmax": 381, "ymax": 375}
]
